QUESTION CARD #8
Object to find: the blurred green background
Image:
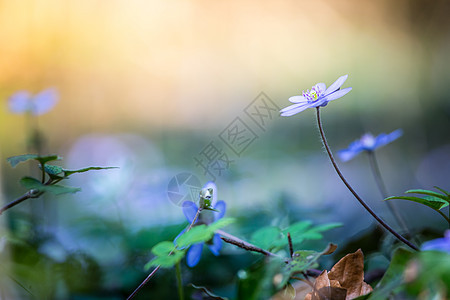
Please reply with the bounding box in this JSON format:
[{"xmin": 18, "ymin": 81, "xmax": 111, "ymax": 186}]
[{"xmin": 0, "ymin": 0, "xmax": 449, "ymax": 299}]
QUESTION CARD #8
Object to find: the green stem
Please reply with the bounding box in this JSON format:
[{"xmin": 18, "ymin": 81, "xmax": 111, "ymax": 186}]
[
  {"xmin": 175, "ymin": 262, "xmax": 184, "ymax": 300},
  {"xmin": 315, "ymin": 107, "xmax": 419, "ymax": 251},
  {"xmin": 367, "ymin": 151, "xmax": 411, "ymax": 235}
]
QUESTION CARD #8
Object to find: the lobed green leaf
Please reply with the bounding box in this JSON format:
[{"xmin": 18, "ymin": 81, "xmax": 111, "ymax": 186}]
[
  {"xmin": 151, "ymin": 241, "xmax": 176, "ymax": 257},
  {"xmin": 208, "ymin": 217, "xmax": 236, "ymax": 232},
  {"xmin": 250, "ymin": 226, "xmax": 281, "ymax": 249},
  {"xmin": 144, "ymin": 250, "xmax": 185, "ymax": 269},
  {"xmin": 20, "ymin": 177, "xmax": 81, "ymax": 195},
  {"xmin": 7, "ymin": 154, "xmax": 61, "ymax": 168},
  {"xmin": 176, "ymin": 225, "xmax": 212, "ymax": 248}
]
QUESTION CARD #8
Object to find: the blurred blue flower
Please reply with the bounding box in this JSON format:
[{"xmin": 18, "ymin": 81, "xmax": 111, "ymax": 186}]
[
  {"xmin": 177, "ymin": 182, "xmax": 226, "ymax": 267},
  {"xmin": 421, "ymin": 230, "xmax": 450, "ymax": 253},
  {"xmin": 280, "ymin": 75, "xmax": 352, "ymax": 116},
  {"xmin": 8, "ymin": 88, "xmax": 58, "ymax": 115},
  {"xmin": 338, "ymin": 129, "xmax": 403, "ymax": 162}
]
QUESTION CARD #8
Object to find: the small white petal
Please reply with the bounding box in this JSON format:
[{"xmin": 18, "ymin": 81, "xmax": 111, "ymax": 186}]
[
  {"xmin": 280, "ymin": 103, "xmax": 311, "ymax": 116},
  {"xmin": 324, "ymin": 87, "xmax": 352, "ymax": 101},
  {"xmin": 288, "ymin": 95, "xmax": 307, "ymax": 103},
  {"xmin": 324, "ymin": 75, "xmax": 348, "ymax": 96},
  {"xmin": 315, "ymin": 83, "xmax": 326, "ymax": 94}
]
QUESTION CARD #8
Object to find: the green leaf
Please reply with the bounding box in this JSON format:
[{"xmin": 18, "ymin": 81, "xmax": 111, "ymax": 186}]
[
  {"xmin": 250, "ymin": 226, "xmax": 281, "ymax": 249},
  {"xmin": 369, "ymin": 248, "xmax": 415, "ymax": 299},
  {"xmin": 20, "ymin": 177, "xmax": 81, "ymax": 195},
  {"xmin": 434, "ymin": 186, "xmax": 449, "ymax": 196},
  {"xmin": 176, "ymin": 225, "xmax": 213, "ymax": 248},
  {"xmin": 7, "ymin": 154, "xmax": 61, "ymax": 168},
  {"xmin": 385, "ymin": 195, "xmax": 448, "ymax": 210},
  {"xmin": 406, "ymin": 189, "xmax": 449, "ymax": 202},
  {"xmin": 7, "ymin": 154, "xmax": 38, "ymax": 167},
  {"xmin": 63, "ymin": 166, "xmax": 118, "ymax": 177},
  {"xmin": 279, "ymin": 222, "xmax": 342, "ymax": 246},
  {"xmin": 277, "ymin": 243, "xmax": 337, "ymax": 289},
  {"xmin": 208, "ymin": 217, "xmax": 235, "ymax": 232},
  {"xmin": 151, "ymin": 241, "xmax": 176, "ymax": 256},
  {"xmin": 145, "ymin": 250, "xmax": 185, "ymax": 269},
  {"xmin": 282, "ymin": 220, "xmax": 312, "ymax": 235}
]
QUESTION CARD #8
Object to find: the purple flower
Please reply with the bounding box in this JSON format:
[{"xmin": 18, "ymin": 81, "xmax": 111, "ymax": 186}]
[
  {"xmin": 8, "ymin": 88, "xmax": 58, "ymax": 116},
  {"xmin": 338, "ymin": 129, "xmax": 403, "ymax": 162},
  {"xmin": 280, "ymin": 75, "xmax": 352, "ymax": 117},
  {"xmin": 178, "ymin": 182, "xmax": 226, "ymax": 267},
  {"xmin": 421, "ymin": 230, "xmax": 450, "ymax": 253}
]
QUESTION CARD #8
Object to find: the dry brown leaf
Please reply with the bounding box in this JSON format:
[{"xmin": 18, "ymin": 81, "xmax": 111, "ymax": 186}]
[{"xmin": 304, "ymin": 249, "xmax": 372, "ymax": 300}]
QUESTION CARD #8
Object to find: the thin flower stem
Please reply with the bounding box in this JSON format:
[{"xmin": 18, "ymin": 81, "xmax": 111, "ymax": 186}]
[
  {"xmin": 127, "ymin": 207, "xmax": 202, "ymax": 300},
  {"xmin": 367, "ymin": 151, "xmax": 411, "ymax": 235},
  {"xmin": 127, "ymin": 266, "xmax": 161, "ymax": 300},
  {"xmin": 187, "ymin": 207, "xmax": 202, "ymax": 232},
  {"xmin": 175, "ymin": 262, "xmax": 184, "ymax": 300},
  {"xmin": 315, "ymin": 108, "xmax": 419, "ymax": 251}
]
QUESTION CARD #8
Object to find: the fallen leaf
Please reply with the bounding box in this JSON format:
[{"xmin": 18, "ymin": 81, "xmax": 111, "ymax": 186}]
[{"xmin": 305, "ymin": 249, "xmax": 372, "ymax": 300}]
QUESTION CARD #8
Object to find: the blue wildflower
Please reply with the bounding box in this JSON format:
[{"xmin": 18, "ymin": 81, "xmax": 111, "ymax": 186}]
[
  {"xmin": 280, "ymin": 75, "xmax": 352, "ymax": 117},
  {"xmin": 421, "ymin": 230, "xmax": 450, "ymax": 253},
  {"xmin": 178, "ymin": 182, "xmax": 226, "ymax": 267},
  {"xmin": 338, "ymin": 129, "xmax": 403, "ymax": 162},
  {"xmin": 8, "ymin": 88, "xmax": 58, "ymax": 116}
]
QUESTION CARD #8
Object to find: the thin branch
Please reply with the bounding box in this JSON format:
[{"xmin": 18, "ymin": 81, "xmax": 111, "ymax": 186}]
[
  {"xmin": 315, "ymin": 108, "xmax": 419, "ymax": 251},
  {"xmin": 287, "ymin": 232, "xmax": 294, "ymax": 258},
  {"xmin": 0, "ymin": 190, "xmax": 42, "ymax": 215},
  {"xmin": 216, "ymin": 229, "xmax": 286, "ymax": 261}
]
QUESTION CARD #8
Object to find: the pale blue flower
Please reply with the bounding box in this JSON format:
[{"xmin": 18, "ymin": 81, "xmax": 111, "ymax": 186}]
[
  {"xmin": 176, "ymin": 182, "xmax": 226, "ymax": 267},
  {"xmin": 280, "ymin": 75, "xmax": 352, "ymax": 116},
  {"xmin": 421, "ymin": 230, "xmax": 450, "ymax": 253},
  {"xmin": 338, "ymin": 129, "xmax": 403, "ymax": 162},
  {"xmin": 8, "ymin": 88, "xmax": 58, "ymax": 116}
]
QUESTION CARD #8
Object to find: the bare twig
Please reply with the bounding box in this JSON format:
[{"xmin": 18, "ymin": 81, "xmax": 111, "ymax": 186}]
[
  {"xmin": 287, "ymin": 232, "xmax": 294, "ymax": 258},
  {"xmin": 0, "ymin": 190, "xmax": 42, "ymax": 215}
]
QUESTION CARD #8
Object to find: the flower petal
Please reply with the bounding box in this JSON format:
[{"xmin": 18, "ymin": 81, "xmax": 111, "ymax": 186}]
[
  {"xmin": 280, "ymin": 103, "xmax": 311, "ymax": 116},
  {"xmin": 374, "ymin": 129, "xmax": 403, "ymax": 149},
  {"xmin": 187, "ymin": 243, "xmax": 203, "ymax": 267},
  {"xmin": 32, "ymin": 88, "xmax": 58, "ymax": 115},
  {"xmin": 8, "ymin": 91, "xmax": 31, "ymax": 114},
  {"xmin": 338, "ymin": 140, "xmax": 364, "ymax": 162},
  {"xmin": 338, "ymin": 149, "xmax": 360, "ymax": 162},
  {"xmin": 288, "ymin": 95, "xmax": 307, "ymax": 103},
  {"xmin": 324, "ymin": 87, "xmax": 352, "ymax": 101},
  {"xmin": 182, "ymin": 201, "xmax": 198, "ymax": 223},
  {"xmin": 324, "ymin": 75, "xmax": 348, "ymax": 96},
  {"xmin": 208, "ymin": 234, "xmax": 222, "ymax": 256},
  {"xmin": 214, "ymin": 201, "xmax": 226, "ymax": 220},
  {"xmin": 315, "ymin": 83, "xmax": 326, "ymax": 94}
]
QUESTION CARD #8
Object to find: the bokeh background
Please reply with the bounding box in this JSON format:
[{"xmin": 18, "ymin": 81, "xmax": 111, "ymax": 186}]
[{"xmin": 1, "ymin": 0, "xmax": 449, "ymax": 299}]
